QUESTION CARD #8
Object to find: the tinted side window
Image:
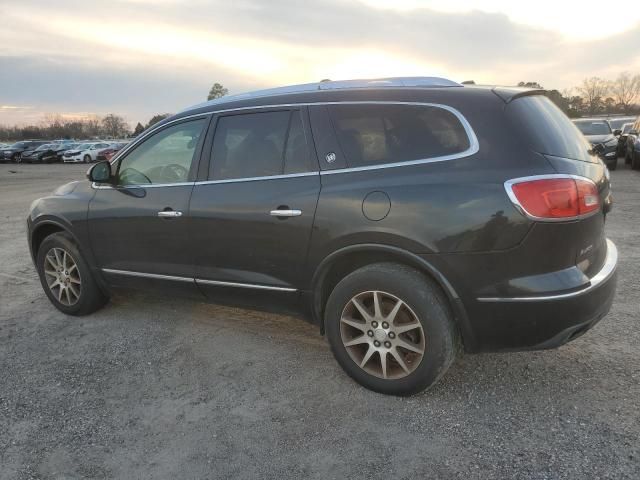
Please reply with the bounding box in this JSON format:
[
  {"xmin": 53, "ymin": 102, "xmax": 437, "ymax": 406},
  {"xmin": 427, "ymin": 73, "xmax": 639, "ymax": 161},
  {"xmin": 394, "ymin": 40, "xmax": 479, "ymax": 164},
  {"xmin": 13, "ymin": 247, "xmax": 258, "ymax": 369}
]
[
  {"xmin": 117, "ymin": 118, "xmax": 205, "ymax": 185},
  {"xmin": 506, "ymin": 95, "xmax": 595, "ymax": 163},
  {"xmin": 327, "ymin": 104, "xmax": 470, "ymax": 167},
  {"xmin": 210, "ymin": 111, "xmax": 291, "ymax": 180}
]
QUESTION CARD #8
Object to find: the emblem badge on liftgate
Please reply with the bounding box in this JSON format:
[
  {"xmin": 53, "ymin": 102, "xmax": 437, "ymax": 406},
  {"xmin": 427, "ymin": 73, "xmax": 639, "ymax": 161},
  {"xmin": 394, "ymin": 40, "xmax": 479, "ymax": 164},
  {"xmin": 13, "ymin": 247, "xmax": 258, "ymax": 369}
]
[{"xmin": 325, "ymin": 152, "xmax": 336, "ymax": 163}]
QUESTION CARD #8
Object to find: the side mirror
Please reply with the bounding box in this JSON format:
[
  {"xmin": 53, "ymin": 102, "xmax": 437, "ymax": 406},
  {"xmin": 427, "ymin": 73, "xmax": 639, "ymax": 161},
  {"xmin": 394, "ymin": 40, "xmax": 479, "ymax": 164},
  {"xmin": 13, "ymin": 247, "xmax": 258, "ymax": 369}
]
[
  {"xmin": 591, "ymin": 143, "xmax": 605, "ymax": 155},
  {"xmin": 87, "ymin": 161, "xmax": 112, "ymax": 183},
  {"xmin": 613, "ymin": 129, "xmax": 622, "ymax": 136}
]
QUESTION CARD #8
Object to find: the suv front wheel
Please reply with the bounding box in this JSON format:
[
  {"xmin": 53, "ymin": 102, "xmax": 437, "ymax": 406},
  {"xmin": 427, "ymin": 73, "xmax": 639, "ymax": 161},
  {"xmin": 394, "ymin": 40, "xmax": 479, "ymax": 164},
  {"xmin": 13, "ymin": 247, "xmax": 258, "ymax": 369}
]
[
  {"xmin": 325, "ymin": 263, "xmax": 458, "ymax": 396},
  {"xmin": 36, "ymin": 232, "xmax": 108, "ymax": 315}
]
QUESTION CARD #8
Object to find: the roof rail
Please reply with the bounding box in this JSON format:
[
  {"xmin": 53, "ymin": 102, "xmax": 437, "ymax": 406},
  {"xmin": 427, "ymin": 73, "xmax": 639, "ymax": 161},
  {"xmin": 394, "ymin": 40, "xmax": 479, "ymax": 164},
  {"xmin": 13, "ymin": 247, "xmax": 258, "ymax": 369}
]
[{"xmin": 188, "ymin": 77, "xmax": 462, "ymax": 111}]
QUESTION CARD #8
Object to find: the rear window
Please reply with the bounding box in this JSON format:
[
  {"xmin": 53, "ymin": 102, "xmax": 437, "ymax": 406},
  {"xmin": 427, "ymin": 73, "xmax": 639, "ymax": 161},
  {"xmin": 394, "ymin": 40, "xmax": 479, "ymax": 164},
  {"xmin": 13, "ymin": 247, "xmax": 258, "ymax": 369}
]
[
  {"xmin": 608, "ymin": 118, "xmax": 634, "ymax": 130},
  {"xmin": 327, "ymin": 104, "xmax": 470, "ymax": 167},
  {"xmin": 573, "ymin": 120, "xmax": 611, "ymax": 136},
  {"xmin": 506, "ymin": 95, "xmax": 594, "ymax": 163}
]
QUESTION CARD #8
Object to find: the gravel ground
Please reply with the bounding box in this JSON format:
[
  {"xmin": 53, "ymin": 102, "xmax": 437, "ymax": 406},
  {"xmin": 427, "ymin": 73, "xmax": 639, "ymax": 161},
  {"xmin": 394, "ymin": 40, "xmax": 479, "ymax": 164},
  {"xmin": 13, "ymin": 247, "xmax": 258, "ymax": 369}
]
[{"xmin": 0, "ymin": 161, "xmax": 639, "ymax": 480}]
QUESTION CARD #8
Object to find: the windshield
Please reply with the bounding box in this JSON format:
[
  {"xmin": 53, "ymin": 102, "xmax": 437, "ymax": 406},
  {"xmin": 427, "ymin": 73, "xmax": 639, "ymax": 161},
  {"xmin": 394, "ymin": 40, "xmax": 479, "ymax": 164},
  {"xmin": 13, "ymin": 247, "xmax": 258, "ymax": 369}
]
[
  {"xmin": 10, "ymin": 142, "xmax": 29, "ymax": 148},
  {"xmin": 36, "ymin": 144, "xmax": 52, "ymax": 151},
  {"xmin": 622, "ymin": 123, "xmax": 633, "ymax": 134},
  {"xmin": 573, "ymin": 120, "xmax": 611, "ymax": 136}
]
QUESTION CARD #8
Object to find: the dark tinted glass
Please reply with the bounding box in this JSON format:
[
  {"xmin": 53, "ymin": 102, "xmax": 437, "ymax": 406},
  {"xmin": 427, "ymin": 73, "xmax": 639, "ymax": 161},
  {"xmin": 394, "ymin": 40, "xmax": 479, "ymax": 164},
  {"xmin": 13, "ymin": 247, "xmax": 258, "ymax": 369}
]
[
  {"xmin": 327, "ymin": 104, "xmax": 470, "ymax": 167},
  {"xmin": 506, "ymin": 95, "xmax": 595, "ymax": 163},
  {"xmin": 211, "ymin": 111, "xmax": 290, "ymax": 180},
  {"xmin": 283, "ymin": 111, "xmax": 310, "ymax": 174}
]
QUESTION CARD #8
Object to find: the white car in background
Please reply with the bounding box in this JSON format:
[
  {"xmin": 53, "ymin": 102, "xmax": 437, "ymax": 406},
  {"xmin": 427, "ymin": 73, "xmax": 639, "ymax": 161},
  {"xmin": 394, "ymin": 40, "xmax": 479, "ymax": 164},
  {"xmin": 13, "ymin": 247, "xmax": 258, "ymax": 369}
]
[{"xmin": 62, "ymin": 142, "xmax": 112, "ymax": 163}]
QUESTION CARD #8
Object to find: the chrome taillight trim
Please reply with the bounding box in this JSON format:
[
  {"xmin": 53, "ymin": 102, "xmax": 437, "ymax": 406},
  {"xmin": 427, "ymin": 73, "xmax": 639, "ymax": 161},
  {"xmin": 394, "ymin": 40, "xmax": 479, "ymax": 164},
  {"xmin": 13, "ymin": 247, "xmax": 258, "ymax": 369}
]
[{"xmin": 504, "ymin": 174, "xmax": 600, "ymax": 223}]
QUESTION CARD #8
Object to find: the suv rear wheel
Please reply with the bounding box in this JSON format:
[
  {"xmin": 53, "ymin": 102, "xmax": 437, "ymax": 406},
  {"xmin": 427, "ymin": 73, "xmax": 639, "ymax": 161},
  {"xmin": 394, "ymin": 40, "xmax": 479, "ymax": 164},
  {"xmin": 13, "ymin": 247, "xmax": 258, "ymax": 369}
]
[
  {"xmin": 36, "ymin": 232, "xmax": 108, "ymax": 315},
  {"xmin": 325, "ymin": 263, "xmax": 458, "ymax": 396}
]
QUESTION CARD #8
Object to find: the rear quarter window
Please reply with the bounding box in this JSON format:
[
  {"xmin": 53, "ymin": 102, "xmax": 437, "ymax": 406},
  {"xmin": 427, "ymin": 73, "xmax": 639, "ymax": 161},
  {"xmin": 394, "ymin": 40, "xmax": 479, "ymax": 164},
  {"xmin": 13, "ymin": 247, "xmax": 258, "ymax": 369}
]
[
  {"xmin": 327, "ymin": 104, "xmax": 471, "ymax": 168},
  {"xmin": 506, "ymin": 95, "xmax": 594, "ymax": 163}
]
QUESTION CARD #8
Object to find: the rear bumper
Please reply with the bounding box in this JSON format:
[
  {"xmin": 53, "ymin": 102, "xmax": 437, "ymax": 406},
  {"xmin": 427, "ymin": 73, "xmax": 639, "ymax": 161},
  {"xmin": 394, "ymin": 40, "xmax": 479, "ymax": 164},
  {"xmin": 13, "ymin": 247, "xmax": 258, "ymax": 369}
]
[{"xmin": 469, "ymin": 239, "xmax": 617, "ymax": 352}]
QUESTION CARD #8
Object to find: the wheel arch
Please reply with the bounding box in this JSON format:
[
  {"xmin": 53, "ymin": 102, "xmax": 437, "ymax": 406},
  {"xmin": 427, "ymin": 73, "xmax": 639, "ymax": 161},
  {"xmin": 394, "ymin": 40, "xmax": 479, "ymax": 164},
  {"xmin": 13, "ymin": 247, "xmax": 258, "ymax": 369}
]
[
  {"xmin": 30, "ymin": 218, "xmax": 86, "ymax": 265},
  {"xmin": 310, "ymin": 244, "xmax": 476, "ymax": 350}
]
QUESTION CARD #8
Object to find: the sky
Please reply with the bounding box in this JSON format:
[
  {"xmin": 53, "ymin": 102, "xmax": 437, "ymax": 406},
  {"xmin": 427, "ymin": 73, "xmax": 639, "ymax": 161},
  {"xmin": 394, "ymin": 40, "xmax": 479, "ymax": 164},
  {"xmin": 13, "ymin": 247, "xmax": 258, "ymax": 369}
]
[{"xmin": 1, "ymin": 0, "xmax": 639, "ymax": 126}]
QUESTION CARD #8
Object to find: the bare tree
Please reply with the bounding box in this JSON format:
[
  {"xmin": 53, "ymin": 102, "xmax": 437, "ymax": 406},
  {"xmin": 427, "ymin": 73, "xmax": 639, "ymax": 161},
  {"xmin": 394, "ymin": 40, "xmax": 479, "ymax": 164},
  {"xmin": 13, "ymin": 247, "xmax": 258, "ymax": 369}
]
[
  {"xmin": 102, "ymin": 114, "xmax": 130, "ymax": 138},
  {"xmin": 577, "ymin": 77, "xmax": 610, "ymax": 114},
  {"xmin": 610, "ymin": 72, "xmax": 640, "ymax": 114}
]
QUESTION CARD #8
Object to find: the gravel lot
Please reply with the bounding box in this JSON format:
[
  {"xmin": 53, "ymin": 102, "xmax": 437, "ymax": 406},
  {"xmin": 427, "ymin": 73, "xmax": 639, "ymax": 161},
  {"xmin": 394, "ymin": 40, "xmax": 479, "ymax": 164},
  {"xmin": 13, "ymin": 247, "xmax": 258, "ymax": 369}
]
[{"xmin": 1, "ymin": 161, "xmax": 639, "ymax": 479}]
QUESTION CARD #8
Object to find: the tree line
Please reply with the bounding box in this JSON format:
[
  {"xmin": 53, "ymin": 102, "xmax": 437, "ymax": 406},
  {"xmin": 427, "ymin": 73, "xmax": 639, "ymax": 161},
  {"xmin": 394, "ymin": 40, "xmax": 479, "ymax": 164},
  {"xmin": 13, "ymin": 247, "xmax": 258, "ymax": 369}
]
[
  {"xmin": 1, "ymin": 75, "xmax": 638, "ymax": 142},
  {"xmin": 516, "ymin": 72, "xmax": 640, "ymax": 117},
  {"xmin": 0, "ymin": 112, "xmax": 173, "ymax": 142}
]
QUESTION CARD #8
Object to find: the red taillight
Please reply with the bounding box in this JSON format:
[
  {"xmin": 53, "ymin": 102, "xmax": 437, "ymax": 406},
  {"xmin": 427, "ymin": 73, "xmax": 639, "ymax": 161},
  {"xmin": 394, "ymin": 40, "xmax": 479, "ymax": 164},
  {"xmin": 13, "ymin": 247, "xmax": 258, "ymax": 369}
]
[{"xmin": 507, "ymin": 176, "xmax": 600, "ymax": 220}]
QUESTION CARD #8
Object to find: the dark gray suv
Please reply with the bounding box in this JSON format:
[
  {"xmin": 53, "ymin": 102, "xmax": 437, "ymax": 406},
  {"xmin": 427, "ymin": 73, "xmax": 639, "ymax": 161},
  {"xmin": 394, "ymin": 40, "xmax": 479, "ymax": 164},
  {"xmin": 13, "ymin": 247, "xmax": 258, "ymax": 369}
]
[{"xmin": 27, "ymin": 77, "xmax": 618, "ymax": 395}]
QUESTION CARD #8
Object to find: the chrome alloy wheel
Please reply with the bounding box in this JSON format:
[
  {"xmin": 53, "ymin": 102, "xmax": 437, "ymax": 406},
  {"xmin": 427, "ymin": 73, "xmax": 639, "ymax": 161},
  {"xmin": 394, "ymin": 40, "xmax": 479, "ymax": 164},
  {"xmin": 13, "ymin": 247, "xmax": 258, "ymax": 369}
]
[
  {"xmin": 44, "ymin": 247, "xmax": 82, "ymax": 306},
  {"xmin": 340, "ymin": 290, "xmax": 425, "ymax": 380}
]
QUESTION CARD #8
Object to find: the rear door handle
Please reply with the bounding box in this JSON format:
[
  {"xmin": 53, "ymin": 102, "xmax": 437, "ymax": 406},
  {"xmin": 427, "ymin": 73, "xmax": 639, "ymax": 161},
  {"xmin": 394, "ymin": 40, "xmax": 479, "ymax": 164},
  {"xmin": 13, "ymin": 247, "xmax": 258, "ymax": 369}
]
[
  {"xmin": 270, "ymin": 209, "xmax": 302, "ymax": 217},
  {"xmin": 157, "ymin": 210, "xmax": 183, "ymax": 218}
]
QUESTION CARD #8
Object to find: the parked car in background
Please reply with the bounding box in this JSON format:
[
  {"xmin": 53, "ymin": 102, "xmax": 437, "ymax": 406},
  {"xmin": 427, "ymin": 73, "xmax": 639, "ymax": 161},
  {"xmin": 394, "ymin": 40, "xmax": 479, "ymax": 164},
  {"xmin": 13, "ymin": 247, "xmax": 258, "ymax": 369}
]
[
  {"xmin": 96, "ymin": 142, "xmax": 128, "ymax": 161},
  {"xmin": 626, "ymin": 118, "xmax": 640, "ymax": 170},
  {"xmin": 572, "ymin": 118, "xmax": 619, "ymax": 170},
  {"xmin": 62, "ymin": 142, "xmax": 111, "ymax": 163},
  {"xmin": 27, "ymin": 77, "xmax": 617, "ymax": 395},
  {"xmin": 1, "ymin": 140, "xmax": 48, "ymax": 163},
  {"xmin": 618, "ymin": 123, "xmax": 635, "ymax": 158},
  {"xmin": 20, "ymin": 144, "xmax": 61, "ymax": 163},
  {"xmin": 27, "ymin": 141, "xmax": 81, "ymax": 163}
]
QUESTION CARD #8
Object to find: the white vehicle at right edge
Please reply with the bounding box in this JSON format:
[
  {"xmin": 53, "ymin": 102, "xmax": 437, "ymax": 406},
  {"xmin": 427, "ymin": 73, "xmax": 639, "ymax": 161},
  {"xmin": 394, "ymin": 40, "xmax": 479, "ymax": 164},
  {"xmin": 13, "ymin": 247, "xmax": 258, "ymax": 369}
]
[{"xmin": 63, "ymin": 142, "xmax": 112, "ymax": 163}]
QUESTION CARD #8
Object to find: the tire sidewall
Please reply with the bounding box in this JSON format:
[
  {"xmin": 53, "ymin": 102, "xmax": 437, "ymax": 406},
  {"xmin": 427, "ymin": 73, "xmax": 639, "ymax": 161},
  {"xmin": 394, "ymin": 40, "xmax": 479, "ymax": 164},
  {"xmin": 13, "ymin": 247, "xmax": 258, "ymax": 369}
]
[{"xmin": 325, "ymin": 264, "xmax": 457, "ymax": 396}]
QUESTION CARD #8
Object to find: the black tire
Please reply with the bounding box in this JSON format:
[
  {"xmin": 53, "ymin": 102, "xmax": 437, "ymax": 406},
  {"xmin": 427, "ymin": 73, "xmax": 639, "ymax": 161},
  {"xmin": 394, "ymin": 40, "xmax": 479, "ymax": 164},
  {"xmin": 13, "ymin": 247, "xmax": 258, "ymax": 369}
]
[
  {"xmin": 83, "ymin": 154, "xmax": 91, "ymax": 163},
  {"xmin": 325, "ymin": 263, "xmax": 459, "ymax": 396},
  {"xmin": 608, "ymin": 159, "xmax": 617, "ymax": 171},
  {"xmin": 633, "ymin": 152, "xmax": 640, "ymax": 171},
  {"xmin": 14, "ymin": 154, "xmax": 21, "ymax": 164},
  {"xmin": 36, "ymin": 232, "xmax": 108, "ymax": 315},
  {"xmin": 625, "ymin": 149, "xmax": 632, "ymax": 164}
]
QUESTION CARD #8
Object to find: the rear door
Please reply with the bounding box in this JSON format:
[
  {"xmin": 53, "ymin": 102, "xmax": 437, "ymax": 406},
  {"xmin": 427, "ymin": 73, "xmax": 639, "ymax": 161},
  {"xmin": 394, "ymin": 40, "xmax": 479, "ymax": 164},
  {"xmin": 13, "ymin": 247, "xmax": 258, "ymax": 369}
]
[{"xmin": 189, "ymin": 107, "xmax": 320, "ymax": 311}]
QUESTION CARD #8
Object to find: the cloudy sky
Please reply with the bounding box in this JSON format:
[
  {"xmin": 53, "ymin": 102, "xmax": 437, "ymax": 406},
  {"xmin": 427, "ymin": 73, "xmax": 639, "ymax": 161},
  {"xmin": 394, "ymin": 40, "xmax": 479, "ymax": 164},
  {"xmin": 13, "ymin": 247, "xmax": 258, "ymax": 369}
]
[{"xmin": 1, "ymin": 0, "xmax": 639, "ymax": 126}]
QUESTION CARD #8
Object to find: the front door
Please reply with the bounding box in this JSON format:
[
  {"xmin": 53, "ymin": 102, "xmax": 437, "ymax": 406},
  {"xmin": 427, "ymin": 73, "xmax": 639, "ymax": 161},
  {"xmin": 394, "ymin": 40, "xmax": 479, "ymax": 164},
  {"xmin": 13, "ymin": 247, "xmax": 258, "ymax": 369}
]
[
  {"xmin": 88, "ymin": 116, "xmax": 209, "ymax": 293},
  {"xmin": 189, "ymin": 108, "xmax": 320, "ymax": 312}
]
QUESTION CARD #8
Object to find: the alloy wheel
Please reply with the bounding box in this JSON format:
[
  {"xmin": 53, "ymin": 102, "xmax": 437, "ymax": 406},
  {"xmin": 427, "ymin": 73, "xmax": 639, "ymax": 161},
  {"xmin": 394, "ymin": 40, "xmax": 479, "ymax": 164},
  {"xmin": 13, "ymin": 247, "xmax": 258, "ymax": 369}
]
[
  {"xmin": 43, "ymin": 247, "xmax": 82, "ymax": 306},
  {"xmin": 340, "ymin": 290, "xmax": 425, "ymax": 380}
]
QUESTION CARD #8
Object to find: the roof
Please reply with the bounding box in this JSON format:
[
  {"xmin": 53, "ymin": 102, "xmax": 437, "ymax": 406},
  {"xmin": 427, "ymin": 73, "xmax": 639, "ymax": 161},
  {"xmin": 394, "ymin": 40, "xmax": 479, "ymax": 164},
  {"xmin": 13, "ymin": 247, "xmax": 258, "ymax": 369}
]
[{"xmin": 184, "ymin": 76, "xmax": 462, "ymax": 112}]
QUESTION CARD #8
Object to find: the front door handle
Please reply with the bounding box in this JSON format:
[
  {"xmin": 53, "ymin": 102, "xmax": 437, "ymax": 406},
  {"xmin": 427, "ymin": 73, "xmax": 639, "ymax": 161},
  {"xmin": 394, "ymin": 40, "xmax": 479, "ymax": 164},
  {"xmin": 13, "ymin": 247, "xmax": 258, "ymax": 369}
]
[
  {"xmin": 270, "ymin": 209, "xmax": 302, "ymax": 217},
  {"xmin": 157, "ymin": 210, "xmax": 183, "ymax": 218}
]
